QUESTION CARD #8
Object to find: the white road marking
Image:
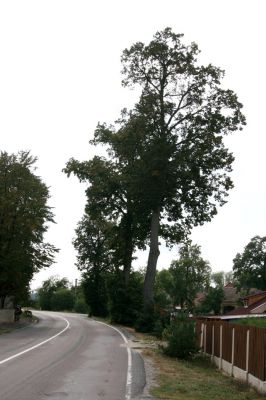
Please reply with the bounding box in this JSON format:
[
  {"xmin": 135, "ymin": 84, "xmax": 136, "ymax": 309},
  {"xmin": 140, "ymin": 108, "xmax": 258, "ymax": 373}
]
[
  {"xmin": 0, "ymin": 314, "xmax": 70, "ymax": 365},
  {"xmin": 95, "ymin": 320, "xmax": 132, "ymax": 400}
]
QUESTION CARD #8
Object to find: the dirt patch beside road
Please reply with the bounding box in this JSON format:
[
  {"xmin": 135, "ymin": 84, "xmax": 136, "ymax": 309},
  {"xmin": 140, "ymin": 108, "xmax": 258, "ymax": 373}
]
[{"xmin": 0, "ymin": 313, "xmax": 37, "ymax": 335}]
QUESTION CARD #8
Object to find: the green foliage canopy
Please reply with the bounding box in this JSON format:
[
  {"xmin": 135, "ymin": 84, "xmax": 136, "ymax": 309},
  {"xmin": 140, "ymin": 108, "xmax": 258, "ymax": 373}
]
[
  {"xmin": 169, "ymin": 243, "xmax": 211, "ymax": 309},
  {"xmin": 233, "ymin": 236, "xmax": 266, "ymax": 291},
  {"xmin": 121, "ymin": 27, "xmax": 245, "ymax": 308},
  {"xmin": 162, "ymin": 312, "xmax": 198, "ymax": 359},
  {"xmin": 51, "ymin": 288, "xmax": 74, "ymax": 311},
  {"xmin": 0, "ymin": 151, "xmax": 58, "ymax": 307},
  {"xmin": 196, "ymin": 286, "xmax": 224, "ymax": 315},
  {"xmin": 38, "ymin": 276, "xmax": 69, "ymax": 311},
  {"xmin": 155, "ymin": 242, "xmax": 211, "ymax": 311},
  {"xmin": 64, "ymin": 121, "xmax": 151, "ymax": 285},
  {"xmin": 73, "ymin": 216, "xmax": 115, "ymax": 317}
]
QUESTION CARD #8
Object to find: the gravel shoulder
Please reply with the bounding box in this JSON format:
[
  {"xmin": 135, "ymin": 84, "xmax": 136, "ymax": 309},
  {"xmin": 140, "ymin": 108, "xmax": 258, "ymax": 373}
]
[{"xmin": 123, "ymin": 327, "xmax": 159, "ymax": 400}]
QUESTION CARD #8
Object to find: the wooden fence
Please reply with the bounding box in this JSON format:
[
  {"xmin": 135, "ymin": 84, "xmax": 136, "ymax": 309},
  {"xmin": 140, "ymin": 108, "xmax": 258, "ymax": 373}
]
[{"xmin": 196, "ymin": 319, "xmax": 266, "ymax": 382}]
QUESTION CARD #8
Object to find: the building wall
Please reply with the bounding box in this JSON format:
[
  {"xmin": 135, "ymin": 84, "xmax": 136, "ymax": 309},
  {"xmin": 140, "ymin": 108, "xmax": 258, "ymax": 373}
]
[{"xmin": 0, "ymin": 309, "xmax": 14, "ymax": 323}]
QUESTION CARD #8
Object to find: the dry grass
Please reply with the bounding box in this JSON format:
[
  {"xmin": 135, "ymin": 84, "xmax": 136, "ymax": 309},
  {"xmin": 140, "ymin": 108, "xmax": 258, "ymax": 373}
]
[{"xmin": 145, "ymin": 350, "xmax": 264, "ymax": 400}]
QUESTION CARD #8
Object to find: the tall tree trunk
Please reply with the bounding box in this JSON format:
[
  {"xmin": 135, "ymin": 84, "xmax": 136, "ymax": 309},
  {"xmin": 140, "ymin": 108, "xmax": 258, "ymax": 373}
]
[
  {"xmin": 143, "ymin": 208, "xmax": 160, "ymax": 311},
  {"xmin": 122, "ymin": 212, "xmax": 134, "ymax": 286},
  {"xmin": 123, "ymin": 237, "xmax": 133, "ymax": 287}
]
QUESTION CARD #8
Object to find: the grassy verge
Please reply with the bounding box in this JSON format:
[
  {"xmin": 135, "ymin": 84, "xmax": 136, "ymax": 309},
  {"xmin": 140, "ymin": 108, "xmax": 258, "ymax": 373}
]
[
  {"xmin": 130, "ymin": 330, "xmax": 263, "ymax": 400},
  {"xmin": 231, "ymin": 318, "xmax": 266, "ymax": 328}
]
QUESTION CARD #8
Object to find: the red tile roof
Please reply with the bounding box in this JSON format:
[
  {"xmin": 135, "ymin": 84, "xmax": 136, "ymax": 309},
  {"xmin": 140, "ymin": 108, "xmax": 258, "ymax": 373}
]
[{"xmin": 225, "ymin": 296, "xmax": 266, "ymax": 316}]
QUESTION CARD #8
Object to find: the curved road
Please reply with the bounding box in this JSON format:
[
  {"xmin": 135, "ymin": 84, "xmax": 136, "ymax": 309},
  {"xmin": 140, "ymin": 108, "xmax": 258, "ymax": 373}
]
[{"xmin": 0, "ymin": 311, "xmax": 145, "ymax": 400}]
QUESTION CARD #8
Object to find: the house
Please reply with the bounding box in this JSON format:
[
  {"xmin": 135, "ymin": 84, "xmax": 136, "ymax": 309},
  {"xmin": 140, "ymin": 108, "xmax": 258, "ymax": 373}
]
[
  {"xmin": 225, "ymin": 291, "xmax": 266, "ymax": 316},
  {"xmin": 221, "ymin": 282, "xmax": 240, "ymax": 314}
]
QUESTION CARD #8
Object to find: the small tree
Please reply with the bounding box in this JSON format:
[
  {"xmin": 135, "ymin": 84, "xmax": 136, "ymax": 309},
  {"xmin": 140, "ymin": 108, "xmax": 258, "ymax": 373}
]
[
  {"xmin": 162, "ymin": 312, "xmax": 198, "ymax": 359},
  {"xmin": 196, "ymin": 286, "xmax": 224, "ymax": 315},
  {"xmin": 169, "ymin": 242, "xmax": 211, "ymax": 310},
  {"xmin": 153, "ymin": 243, "xmax": 211, "ymax": 311}
]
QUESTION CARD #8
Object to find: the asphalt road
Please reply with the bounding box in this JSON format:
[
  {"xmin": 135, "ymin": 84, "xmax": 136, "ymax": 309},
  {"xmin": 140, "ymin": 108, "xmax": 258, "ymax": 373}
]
[{"xmin": 0, "ymin": 311, "xmax": 146, "ymax": 400}]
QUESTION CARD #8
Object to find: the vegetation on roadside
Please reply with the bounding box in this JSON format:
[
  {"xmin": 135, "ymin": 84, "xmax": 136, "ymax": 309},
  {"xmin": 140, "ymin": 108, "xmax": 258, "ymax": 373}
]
[
  {"xmin": 231, "ymin": 318, "xmax": 266, "ymax": 328},
  {"xmin": 36, "ymin": 276, "xmax": 88, "ymax": 313},
  {"xmin": 145, "ymin": 349, "xmax": 262, "ymax": 400},
  {"xmin": 125, "ymin": 327, "xmax": 262, "ymax": 399},
  {"xmin": 162, "ymin": 313, "xmax": 198, "ymax": 359},
  {"xmin": 64, "ymin": 27, "xmax": 245, "ymax": 330},
  {"xmin": 233, "ymin": 236, "xmax": 266, "ymax": 292},
  {"xmin": 0, "ymin": 151, "xmax": 58, "ymax": 308}
]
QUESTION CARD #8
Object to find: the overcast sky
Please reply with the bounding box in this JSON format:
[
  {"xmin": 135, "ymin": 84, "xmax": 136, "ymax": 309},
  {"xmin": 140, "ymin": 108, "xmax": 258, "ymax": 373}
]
[{"xmin": 0, "ymin": 0, "xmax": 265, "ymax": 289}]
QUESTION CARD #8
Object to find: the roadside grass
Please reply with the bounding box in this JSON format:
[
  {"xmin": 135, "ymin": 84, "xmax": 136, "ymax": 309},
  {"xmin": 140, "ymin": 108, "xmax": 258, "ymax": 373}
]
[
  {"xmin": 231, "ymin": 318, "xmax": 266, "ymax": 328},
  {"xmin": 129, "ymin": 330, "xmax": 263, "ymax": 400},
  {"xmin": 146, "ymin": 349, "xmax": 263, "ymax": 400}
]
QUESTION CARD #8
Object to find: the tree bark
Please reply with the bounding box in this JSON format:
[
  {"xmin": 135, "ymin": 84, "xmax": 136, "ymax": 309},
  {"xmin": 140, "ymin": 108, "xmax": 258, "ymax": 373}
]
[
  {"xmin": 123, "ymin": 238, "xmax": 133, "ymax": 287},
  {"xmin": 143, "ymin": 208, "xmax": 160, "ymax": 311},
  {"xmin": 122, "ymin": 212, "xmax": 134, "ymax": 287}
]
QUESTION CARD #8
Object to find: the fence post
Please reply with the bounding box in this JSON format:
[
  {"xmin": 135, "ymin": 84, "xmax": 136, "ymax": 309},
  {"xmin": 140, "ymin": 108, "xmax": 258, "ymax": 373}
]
[
  {"xmin": 219, "ymin": 324, "xmax": 223, "ymax": 369},
  {"xmin": 204, "ymin": 323, "xmax": 207, "ymax": 353},
  {"xmin": 200, "ymin": 323, "xmax": 204, "ymax": 349},
  {"xmin": 264, "ymin": 329, "xmax": 266, "ymax": 381},
  {"xmin": 231, "ymin": 327, "xmax": 235, "ymax": 376},
  {"xmin": 211, "ymin": 324, "xmax": 214, "ymax": 361},
  {"xmin": 246, "ymin": 329, "xmax": 250, "ymax": 382}
]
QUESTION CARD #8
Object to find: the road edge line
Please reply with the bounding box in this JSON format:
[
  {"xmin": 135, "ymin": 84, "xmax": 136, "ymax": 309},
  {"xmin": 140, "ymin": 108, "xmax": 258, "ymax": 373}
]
[
  {"xmin": 94, "ymin": 320, "xmax": 132, "ymax": 400},
  {"xmin": 0, "ymin": 314, "xmax": 70, "ymax": 365}
]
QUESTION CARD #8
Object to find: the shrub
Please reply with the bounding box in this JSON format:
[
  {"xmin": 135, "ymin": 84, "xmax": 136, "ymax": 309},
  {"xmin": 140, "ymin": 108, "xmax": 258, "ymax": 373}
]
[
  {"xmin": 82, "ymin": 271, "xmax": 108, "ymax": 317},
  {"xmin": 135, "ymin": 306, "xmax": 156, "ymax": 333},
  {"xmin": 152, "ymin": 319, "xmax": 164, "ymax": 338},
  {"xmin": 51, "ymin": 288, "xmax": 74, "ymax": 311},
  {"xmin": 73, "ymin": 298, "xmax": 88, "ymax": 313},
  {"xmin": 107, "ymin": 270, "xmax": 144, "ymax": 325},
  {"xmin": 162, "ymin": 313, "xmax": 198, "ymax": 359}
]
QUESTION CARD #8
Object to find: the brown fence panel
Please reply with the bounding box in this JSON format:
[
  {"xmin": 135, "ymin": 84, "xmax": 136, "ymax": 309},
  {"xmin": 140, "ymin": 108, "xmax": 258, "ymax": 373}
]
[
  {"xmin": 222, "ymin": 322, "xmax": 232, "ymax": 362},
  {"xmin": 233, "ymin": 324, "xmax": 247, "ymax": 371},
  {"xmin": 214, "ymin": 321, "xmax": 221, "ymax": 357},
  {"xmin": 196, "ymin": 319, "xmax": 266, "ymax": 382},
  {"xmin": 248, "ymin": 326, "xmax": 266, "ymax": 381},
  {"xmin": 206, "ymin": 321, "xmax": 213, "ymax": 354},
  {"xmin": 195, "ymin": 320, "xmax": 203, "ymax": 348}
]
